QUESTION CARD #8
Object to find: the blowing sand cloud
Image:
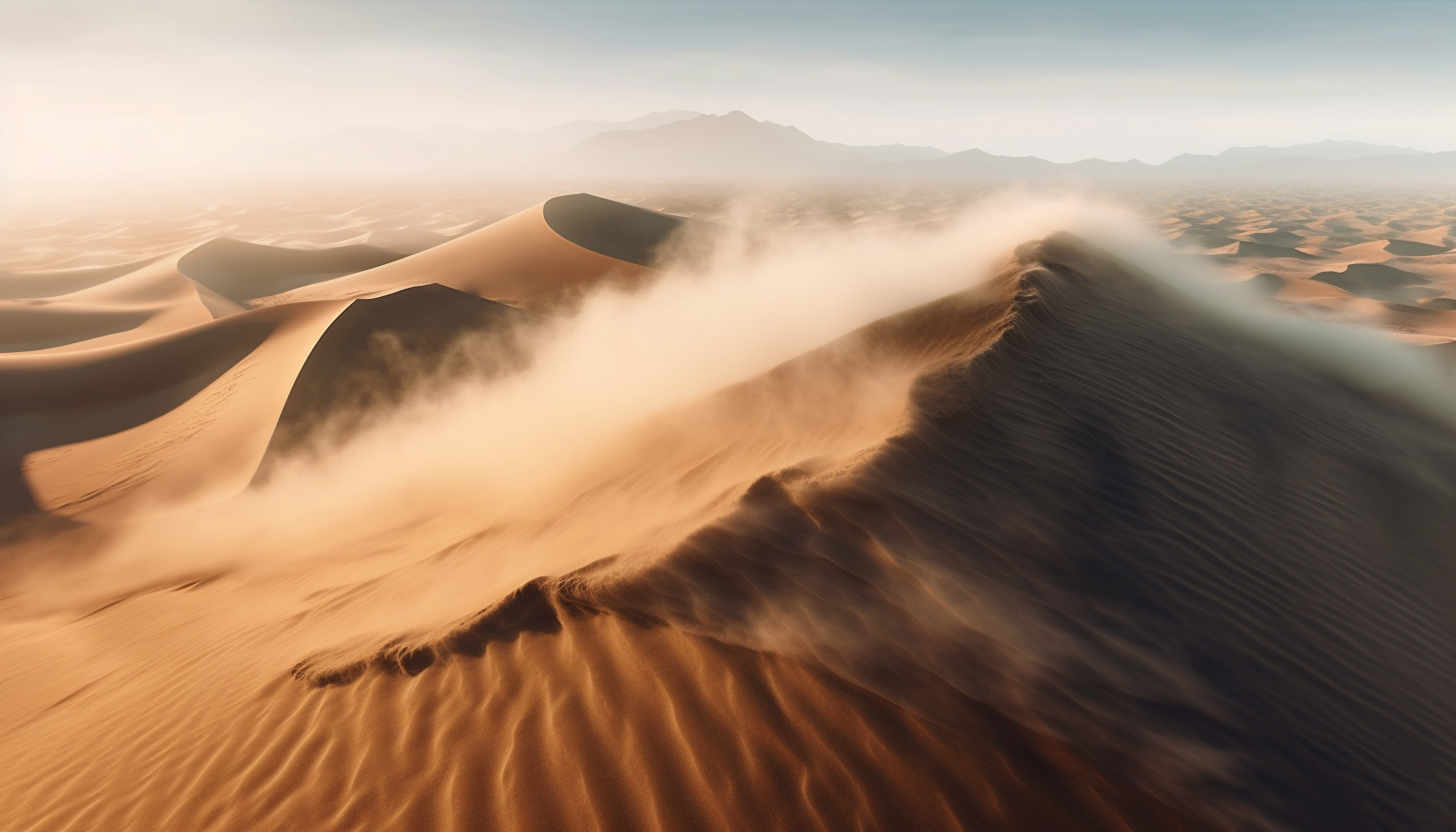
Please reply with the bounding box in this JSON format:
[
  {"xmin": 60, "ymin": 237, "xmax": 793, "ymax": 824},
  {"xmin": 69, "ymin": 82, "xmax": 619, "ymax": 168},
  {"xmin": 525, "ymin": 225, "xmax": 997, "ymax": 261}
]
[{"xmin": 25, "ymin": 191, "xmax": 1455, "ymax": 614}]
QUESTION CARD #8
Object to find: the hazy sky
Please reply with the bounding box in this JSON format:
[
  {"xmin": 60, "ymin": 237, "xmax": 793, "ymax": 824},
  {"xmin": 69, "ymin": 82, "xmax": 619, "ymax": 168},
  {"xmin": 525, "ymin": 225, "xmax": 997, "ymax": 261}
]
[{"xmin": 3, "ymin": 0, "xmax": 1455, "ymax": 176}]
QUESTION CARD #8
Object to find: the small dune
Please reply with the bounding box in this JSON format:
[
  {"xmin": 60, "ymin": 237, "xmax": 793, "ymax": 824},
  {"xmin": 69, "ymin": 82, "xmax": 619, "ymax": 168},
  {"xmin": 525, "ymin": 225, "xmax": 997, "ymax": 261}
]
[
  {"xmin": 177, "ymin": 238, "xmax": 408, "ymax": 305},
  {"xmin": 1228, "ymin": 240, "xmax": 1317, "ymax": 259},
  {"xmin": 1385, "ymin": 239, "xmax": 1453, "ymax": 256},
  {"xmin": 1310, "ymin": 262, "xmax": 1437, "ymax": 303}
]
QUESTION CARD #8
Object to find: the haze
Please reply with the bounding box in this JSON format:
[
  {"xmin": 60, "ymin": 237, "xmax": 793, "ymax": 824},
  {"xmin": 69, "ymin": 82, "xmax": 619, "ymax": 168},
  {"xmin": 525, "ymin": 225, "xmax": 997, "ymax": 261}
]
[{"xmin": 3, "ymin": 0, "xmax": 1456, "ymax": 180}]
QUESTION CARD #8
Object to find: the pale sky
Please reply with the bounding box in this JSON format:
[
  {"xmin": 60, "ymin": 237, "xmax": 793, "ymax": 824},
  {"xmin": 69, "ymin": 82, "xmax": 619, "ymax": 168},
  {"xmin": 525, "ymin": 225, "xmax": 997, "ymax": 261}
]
[{"xmin": 3, "ymin": 0, "xmax": 1455, "ymax": 177}]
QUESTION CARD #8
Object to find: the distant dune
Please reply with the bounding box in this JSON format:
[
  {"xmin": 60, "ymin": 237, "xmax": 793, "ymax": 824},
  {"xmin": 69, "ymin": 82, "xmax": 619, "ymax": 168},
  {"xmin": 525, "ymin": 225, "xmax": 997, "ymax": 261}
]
[
  {"xmin": 269, "ymin": 194, "xmax": 672, "ymax": 310},
  {"xmin": 178, "ymin": 239, "xmax": 408, "ymax": 304},
  {"xmin": 0, "ymin": 194, "xmax": 682, "ymax": 523},
  {"xmin": 2, "ymin": 189, "xmax": 1454, "ymax": 831}
]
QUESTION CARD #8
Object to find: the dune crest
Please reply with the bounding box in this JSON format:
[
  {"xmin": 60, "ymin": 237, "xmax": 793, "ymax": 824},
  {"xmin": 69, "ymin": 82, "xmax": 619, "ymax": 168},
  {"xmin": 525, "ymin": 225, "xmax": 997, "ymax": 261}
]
[
  {"xmin": 2, "ymin": 193, "xmax": 1454, "ymax": 832},
  {"xmin": 269, "ymin": 194, "xmax": 681, "ymax": 310},
  {"xmin": 1, "ymin": 195, "xmax": 693, "ymax": 525}
]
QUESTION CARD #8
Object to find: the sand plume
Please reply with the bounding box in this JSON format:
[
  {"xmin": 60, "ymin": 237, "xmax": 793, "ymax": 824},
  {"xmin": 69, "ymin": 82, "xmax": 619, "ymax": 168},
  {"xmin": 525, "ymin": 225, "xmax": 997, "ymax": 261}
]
[
  {"xmin": 0, "ymin": 194, "xmax": 699, "ymax": 527},
  {"xmin": 1, "ymin": 191, "xmax": 1454, "ymax": 831}
]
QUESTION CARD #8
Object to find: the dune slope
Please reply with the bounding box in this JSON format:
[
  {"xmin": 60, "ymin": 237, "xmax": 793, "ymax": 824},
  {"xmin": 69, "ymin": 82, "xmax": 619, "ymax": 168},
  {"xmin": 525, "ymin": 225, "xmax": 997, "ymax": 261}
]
[
  {"xmin": 3, "ymin": 226, "xmax": 1453, "ymax": 832},
  {"xmin": 271, "ymin": 194, "xmax": 680, "ymax": 310},
  {"xmin": 0, "ymin": 196, "xmax": 681, "ymax": 526},
  {"xmin": 177, "ymin": 238, "xmax": 408, "ymax": 305}
]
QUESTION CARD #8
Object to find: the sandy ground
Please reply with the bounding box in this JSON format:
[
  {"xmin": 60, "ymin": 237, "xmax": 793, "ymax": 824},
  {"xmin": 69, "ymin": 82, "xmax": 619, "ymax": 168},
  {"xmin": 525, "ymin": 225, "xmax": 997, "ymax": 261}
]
[
  {"xmin": 7, "ymin": 179, "xmax": 1451, "ymax": 332},
  {"xmin": 1, "ymin": 181, "xmax": 1452, "ymax": 831}
]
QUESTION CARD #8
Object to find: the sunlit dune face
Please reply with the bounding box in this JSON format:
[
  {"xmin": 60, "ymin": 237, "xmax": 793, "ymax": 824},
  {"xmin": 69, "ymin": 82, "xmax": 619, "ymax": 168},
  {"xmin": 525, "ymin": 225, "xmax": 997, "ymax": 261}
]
[
  {"xmin": 2, "ymin": 0, "xmax": 1456, "ymax": 825},
  {"xmin": 2, "ymin": 183, "xmax": 1455, "ymax": 832}
]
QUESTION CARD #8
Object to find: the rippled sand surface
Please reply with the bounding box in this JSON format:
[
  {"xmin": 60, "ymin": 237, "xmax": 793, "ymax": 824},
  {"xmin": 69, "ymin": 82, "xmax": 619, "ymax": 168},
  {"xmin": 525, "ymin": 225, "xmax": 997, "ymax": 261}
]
[{"xmin": 2, "ymin": 180, "xmax": 1453, "ymax": 832}]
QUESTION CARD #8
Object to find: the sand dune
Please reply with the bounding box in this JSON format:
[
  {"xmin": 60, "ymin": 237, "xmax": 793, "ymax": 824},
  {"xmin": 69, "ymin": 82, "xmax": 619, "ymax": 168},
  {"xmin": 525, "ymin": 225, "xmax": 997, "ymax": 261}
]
[
  {"xmin": 0, "ymin": 257, "xmax": 166, "ymax": 300},
  {"xmin": 177, "ymin": 238, "xmax": 407, "ymax": 306},
  {"xmin": 1228, "ymin": 239, "xmax": 1317, "ymax": 259},
  {"xmin": 2, "ymin": 189, "xmax": 1455, "ymax": 832},
  {"xmin": 3, "ymin": 300, "xmax": 349, "ymax": 521},
  {"xmin": 1, "ymin": 194, "xmax": 681, "ymax": 524},
  {"xmin": 0, "ymin": 259, "xmax": 214, "ymax": 353},
  {"xmin": 1386, "ymin": 239, "xmax": 1453, "ymax": 256},
  {"xmin": 263, "ymin": 284, "xmax": 532, "ymax": 462},
  {"xmin": 0, "ymin": 236, "xmax": 408, "ymax": 354},
  {"xmin": 1311, "ymin": 262, "xmax": 1437, "ymax": 303},
  {"xmin": 272, "ymin": 194, "xmax": 683, "ymax": 310}
]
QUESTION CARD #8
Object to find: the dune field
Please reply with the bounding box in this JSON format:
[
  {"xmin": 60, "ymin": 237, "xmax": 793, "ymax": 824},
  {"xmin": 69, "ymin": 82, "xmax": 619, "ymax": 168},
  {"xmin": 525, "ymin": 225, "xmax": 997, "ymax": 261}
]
[{"xmin": 1, "ymin": 182, "xmax": 1454, "ymax": 831}]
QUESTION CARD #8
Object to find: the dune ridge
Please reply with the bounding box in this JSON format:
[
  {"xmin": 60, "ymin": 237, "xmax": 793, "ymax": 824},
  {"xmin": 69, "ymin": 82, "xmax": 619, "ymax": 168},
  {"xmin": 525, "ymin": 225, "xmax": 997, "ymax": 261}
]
[
  {"xmin": 283, "ymin": 232, "xmax": 1456, "ymax": 831},
  {"xmin": 268, "ymin": 195, "xmax": 674, "ymax": 310},
  {"xmin": 1, "ymin": 194, "xmax": 688, "ymax": 525},
  {"xmin": 2, "ymin": 193, "xmax": 1454, "ymax": 831}
]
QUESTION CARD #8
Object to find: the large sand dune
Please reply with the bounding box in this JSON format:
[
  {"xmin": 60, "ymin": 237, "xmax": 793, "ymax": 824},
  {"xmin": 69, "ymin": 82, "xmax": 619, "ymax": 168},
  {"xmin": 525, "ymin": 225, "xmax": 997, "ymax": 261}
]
[
  {"xmin": 1, "ymin": 194, "xmax": 676, "ymax": 524},
  {"xmin": 1, "ymin": 189, "xmax": 1453, "ymax": 831},
  {"xmin": 269, "ymin": 194, "xmax": 673, "ymax": 310}
]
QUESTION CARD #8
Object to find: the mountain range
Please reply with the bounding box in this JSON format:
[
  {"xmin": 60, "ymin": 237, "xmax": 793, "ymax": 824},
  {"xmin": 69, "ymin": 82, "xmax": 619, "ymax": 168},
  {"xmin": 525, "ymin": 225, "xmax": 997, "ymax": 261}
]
[
  {"xmin": 264, "ymin": 110, "xmax": 702, "ymax": 172},
  {"xmin": 267, "ymin": 111, "xmax": 1456, "ymax": 182},
  {"xmin": 554, "ymin": 111, "xmax": 946, "ymax": 176}
]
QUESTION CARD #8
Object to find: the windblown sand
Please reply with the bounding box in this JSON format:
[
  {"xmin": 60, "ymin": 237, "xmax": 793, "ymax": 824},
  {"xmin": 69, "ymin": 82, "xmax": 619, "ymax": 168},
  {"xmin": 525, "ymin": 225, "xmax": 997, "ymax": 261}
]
[{"xmin": 1, "ymin": 182, "xmax": 1453, "ymax": 831}]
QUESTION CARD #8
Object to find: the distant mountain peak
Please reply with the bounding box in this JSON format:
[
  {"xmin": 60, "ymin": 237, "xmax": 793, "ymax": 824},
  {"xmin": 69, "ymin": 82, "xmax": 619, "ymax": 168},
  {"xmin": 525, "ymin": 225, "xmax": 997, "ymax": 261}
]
[
  {"xmin": 554, "ymin": 110, "xmax": 948, "ymax": 176},
  {"xmin": 268, "ymin": 112, "xmax": 1452, "ymax": 182}
]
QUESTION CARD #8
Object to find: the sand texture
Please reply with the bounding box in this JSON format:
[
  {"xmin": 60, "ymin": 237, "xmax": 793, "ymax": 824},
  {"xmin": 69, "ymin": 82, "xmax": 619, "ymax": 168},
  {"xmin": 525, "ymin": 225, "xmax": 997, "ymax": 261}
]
[{"xmin": 1, "ymin": 185, "xmax": 1454, "ymax": 831}]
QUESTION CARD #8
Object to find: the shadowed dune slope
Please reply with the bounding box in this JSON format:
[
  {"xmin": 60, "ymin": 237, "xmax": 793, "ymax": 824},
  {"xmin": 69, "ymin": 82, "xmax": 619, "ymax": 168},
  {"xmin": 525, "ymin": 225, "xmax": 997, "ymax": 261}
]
[
  {"xmin": 1386, "ymin": 239, "xmax": 1453, "ymax": 257},
  {"xmin": 302, "ymin": 236, "xmax": 1456, "ymax": 831},
  {"xmin": 550, "ymin": 237, "xmax": 1456, "ymax": 832},
  {"xmin": 1, "ymin": 282, "xmax": 537, "ymax": 522},
  {"xmin": 270, "ymin": 195, "xmax": 682, "ymax": 310},
  {"xmin": 0, "ymin": 257, "xmax": 166, "ymax": 300},
  {"xmin": 1311, "ymin": 262, "xmax": 1436, "ymax": 303},
  {"xmin": 4, "ymin": 232, "xmax": 1452, "ymax": 831},
  {"xmin": 1, "ymin": 300, "xmax": 350, "ymax": 522},
  {"xmin": 0, "ymin": 196, "xmax": 688, "ymax": 524},
  {"xmin": 0, "ymin": 259, "xmax": 215, "ymax": 353},
  {"xmin": 1230, "ymin": 240, "xmax": 1316, "ymax": 259},
  {"xmin": 177, "ymin": 238, "xmax": 408, "ymax": 305},
  {"xmin": 1, "ymin": 312, "xmax": 277, "ymax": 519},
  {"xmin": 262, "ymin": 283, "xmax": 534, "ymax": 463},
  {"xmin": 0, "ymin": 236, "xmax": 405, "ymax": 355},
  {"xmin": 541, "ymin": 192, "xmax": 691, "ymax": 266}
]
